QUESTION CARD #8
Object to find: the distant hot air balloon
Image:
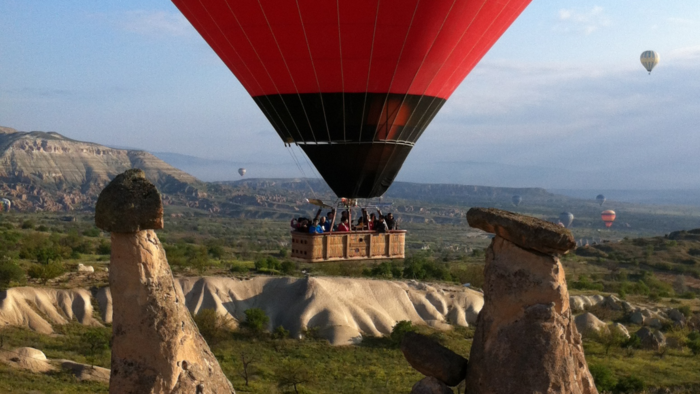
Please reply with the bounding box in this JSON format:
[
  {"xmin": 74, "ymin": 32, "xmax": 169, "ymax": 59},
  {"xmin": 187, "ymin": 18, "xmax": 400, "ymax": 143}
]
[
  {"xmin": 596, "ymin": 194, "xmax": 606, "ymax": 206},
  {"xmin": 0, "ymin": 198, "xmax": 10, "ymax": 212},
  {"xmin": 512, "ymin": 195, "xmax": 522, "ymax": 207},
  {"xmin": 601, "ymin": 210, "xmax": 616, "ymax": 228},
  {"xmin": 238, "ymin": 168, "xmax": 246, "ymax": 177},
  {"xmin": 559, "ymin": 212, "xmax": 574, "ymax": 228},
  {"xmin": 640, "ymin": 51, "xmax": 659, "ymax": 74},
  {"xmin": 172, "ymin": 0, "xmax": 532, "ymax": 198}
]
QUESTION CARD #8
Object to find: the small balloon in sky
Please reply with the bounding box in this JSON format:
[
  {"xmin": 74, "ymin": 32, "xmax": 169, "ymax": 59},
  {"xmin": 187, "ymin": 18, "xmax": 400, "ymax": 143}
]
[
  {"xmin": 238, "ymin": 168, "xmax": 246, "ymax": 177},
  {"xmin": 640, "ymin": 50, "xmax": 660, "ymax": 74}
]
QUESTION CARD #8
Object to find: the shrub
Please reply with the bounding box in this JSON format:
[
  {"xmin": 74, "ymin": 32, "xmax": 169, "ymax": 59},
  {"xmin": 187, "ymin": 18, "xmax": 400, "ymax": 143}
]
[
  {"xmin": 21, "ymin": 219, "xmax": 36, "ymax": 229},
  {"xmin": 97, "ymin": 239, "xmax": 111, "ymax": 255},
  {"xmin": 688, "ymin": 339, "xmax": 700, "ymax": 356},
  {"xmin": 622, "ymin": 335, "xmax": 641, "ymax": 350},
  {"xmin": 243, "ymin": 308, "xmax": 269, "ymax": 335},
  {"xmin": 570, "ymin": 275, "xmax": 604, "ymax": 291},
  {"xmin": 81, "ymin": 328, "xmax": 111, "ymax": 367},
  {"xmin": 280, "ymin": 260, "xmax": 295, "ymax": 275},
  {"xmin": 207, "ymin": 245, "xmax": 225, "ymax": 259},
  {"xmin": 678, "ymin": 305, "xmax": 692, "ymax": 318},
  {"xmin": 588, "ymin": 364, "xmax": 616, "ymax": 392},
  {"xmin": 229, "ymin": 262, "xmax": 250, "ymax": 274},
  {"xmin": 188, "ymin": 246, "xmax": 210, "ymax": 274},
  {"xmin": 276, "ymin": 359, "xmax": 315, "ymax": 394},
  {"xmin": 272, "ymin": 325, "xmax": 290, "ymax": 340},
  {"xmin": 82, "ymin": 228, "xmax": 101, "ymax": 237},
  {"xmin": 390, "ymin": 320, "xmax": 416, "ymax": 347},
  {"xmin": 27, "ymin": 261, "xmax": 65, "ymax": 284},
  {"xmin": 193, "ymin": 309, "xmax": 230, "ymax": 345},
  {"xmin": 680, "ymin": 291, "xmax": 696, "ymax": 300},
  {"xmin": 254, "ymin": 256, "xmax": 281, "ymax": 272},
  {"xmin": 0, "ymin": 258, "xmax": 24, "ymax": 290},
  {"xmin": 614, "ymin": 375, "xmax": 645, "ymax": 393}
]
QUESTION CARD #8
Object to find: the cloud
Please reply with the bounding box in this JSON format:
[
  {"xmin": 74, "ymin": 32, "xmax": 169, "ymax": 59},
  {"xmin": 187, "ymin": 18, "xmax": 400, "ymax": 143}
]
[
  {"xmin": 116, "ymin": 10, "xmax": 194, "ymax": 37},
  {"xmin": 555, "ymin": 6, "xmax": 610, "ymax": 35}
]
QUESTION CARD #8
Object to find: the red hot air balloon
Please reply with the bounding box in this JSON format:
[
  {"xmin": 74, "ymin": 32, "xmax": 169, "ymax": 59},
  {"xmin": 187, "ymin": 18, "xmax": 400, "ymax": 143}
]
[
  {"xmin": 172, "ymin": 0, "xmax": 531, "ymax": 198},
  {"xmin": 601, "ymin": 210, "xmax": 616, "ymax": 228}
]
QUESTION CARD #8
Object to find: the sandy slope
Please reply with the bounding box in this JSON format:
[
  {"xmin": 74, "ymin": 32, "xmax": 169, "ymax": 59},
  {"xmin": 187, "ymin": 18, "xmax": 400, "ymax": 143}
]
[{"xmin": 2, "ymin": 276, "xmax": 483, "ymax": 345}]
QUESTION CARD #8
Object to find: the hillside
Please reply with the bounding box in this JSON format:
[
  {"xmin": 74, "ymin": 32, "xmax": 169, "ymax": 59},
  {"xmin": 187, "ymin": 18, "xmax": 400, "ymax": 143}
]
[{"xmin": 0, "ymin": 126, "xmax": 203, "ymax": 211}]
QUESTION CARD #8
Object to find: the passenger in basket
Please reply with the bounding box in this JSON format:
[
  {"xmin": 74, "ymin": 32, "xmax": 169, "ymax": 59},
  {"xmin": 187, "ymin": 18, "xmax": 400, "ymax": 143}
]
[
  {"xmin": 298, "ymin": 218, "xmax": 310, "ymax": 233},
  {"xmin": 356, "ymin": 216, "xmax": 368, "ymax": 231},
  {"xmin": 325, "ymin": 209, "xmax": 335, "ymax": 231},
  {"xmin": 337, "ymin": 217, "xmax": 350, "ymax": 232},
  {"xmin": 309, "ymin": 219, "xmax": 324, "ymax": 234},
  {"xmin": 375, "ymin": 216, "xmax": 389, "ymax": 233},
  {"xmin": 386, "ymin": 213, "xmax": 397, "ymax": 230}
]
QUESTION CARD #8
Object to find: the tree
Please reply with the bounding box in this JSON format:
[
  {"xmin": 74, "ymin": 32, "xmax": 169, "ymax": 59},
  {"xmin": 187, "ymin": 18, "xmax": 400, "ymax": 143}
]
[
  {"xmin": 82, "ymin": 328, "xmax": 110, "ymax": 368},
  {"xmin": 276, "ymin": 359, "xmax": 315, "ymax": 394},
  {"xmin": 594, "ymin": 325, "xmax": 627, "ymax": 355},
  {"xmin": 193, "ymin": 309, "xmax": 229, "ymax": 345},
  {"xmin": 243, "ymin": 308, "xmax": 269, "ymax": 335},
  {"xmin": 0, "ymin": 258, "xmax": 24, "ymax": 290},
  {"xmin": 238, "ymin": 352, "xmax": 258, "ymax": 386},
  {"xmin": 390, "ymin": 320, "xmax": 416, "ymax": 347}
]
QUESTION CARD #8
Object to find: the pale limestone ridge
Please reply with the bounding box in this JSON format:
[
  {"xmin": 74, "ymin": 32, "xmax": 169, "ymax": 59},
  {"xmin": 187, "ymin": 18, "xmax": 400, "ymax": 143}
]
[
  {"xmin": 1, "ymin": 277, "xmax": 484, "ymax": 346},
  {"xmin": 0, "ymin": 126, "xmax": 201, "ymax": 211}
]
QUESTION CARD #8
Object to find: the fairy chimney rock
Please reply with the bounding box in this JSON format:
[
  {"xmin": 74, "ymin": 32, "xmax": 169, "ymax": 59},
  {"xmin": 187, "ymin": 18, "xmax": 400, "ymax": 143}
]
[
  {"xmin": 466, "ymin": 207, "xmax": 575, "ymax": 255},
  {"xmin": 95, "ymin": 168, "xmax": 163, "ymax": 233},
  {"xmin": 96, "ymin": 170, "xmax": 234, "ymax": 394},
  {"xmin": 464, "ymin": 208, "xmax": 597, "ymax": 394}
]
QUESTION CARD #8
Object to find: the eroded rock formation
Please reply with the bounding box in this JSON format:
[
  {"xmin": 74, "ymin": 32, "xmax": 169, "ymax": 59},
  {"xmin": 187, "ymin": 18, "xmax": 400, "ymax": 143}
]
[
  {"xmin": 464, "ymin": 208, "xmax": 597, "ymax": 394},
  {"xmin": 96, "ymin": 169, "xmax": 234, "ymax": 394}
]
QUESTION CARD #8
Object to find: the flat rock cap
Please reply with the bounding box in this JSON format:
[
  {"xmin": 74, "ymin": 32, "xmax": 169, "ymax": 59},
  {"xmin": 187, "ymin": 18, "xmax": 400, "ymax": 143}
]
[
  {"xmin": 466, "ymin": 207, "xmax": 575, "ymax": 255},
  {"xmin": 95, "ymin": 169, "xmax": 163, "ymax": 233}
]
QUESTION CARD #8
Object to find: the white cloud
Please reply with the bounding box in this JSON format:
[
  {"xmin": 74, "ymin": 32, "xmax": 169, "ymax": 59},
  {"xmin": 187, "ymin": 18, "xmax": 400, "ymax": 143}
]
[
  {"xmin": 555, "ymin": 6, "xmax": 611, "ymax": 35},
  {"xmin": 117, "ymin": 11, "xmax": 194, "ymax": 37}
]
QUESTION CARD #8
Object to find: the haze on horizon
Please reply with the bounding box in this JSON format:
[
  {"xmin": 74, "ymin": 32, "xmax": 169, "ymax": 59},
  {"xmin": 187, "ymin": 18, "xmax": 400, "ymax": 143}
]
[{"xmin": 1, "ymin": 0, "xmax": 699, "ymax": 190}]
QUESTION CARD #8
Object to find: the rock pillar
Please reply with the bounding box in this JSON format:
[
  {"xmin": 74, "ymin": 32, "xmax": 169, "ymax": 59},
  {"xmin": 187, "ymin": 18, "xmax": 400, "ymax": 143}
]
[
  {"xmin": 464, "ymin": 208, "xmax": 597, "ymax": 394},
  {"xmin": 96, "ymin": 169, "xmax": 234, "ymax": 394}
]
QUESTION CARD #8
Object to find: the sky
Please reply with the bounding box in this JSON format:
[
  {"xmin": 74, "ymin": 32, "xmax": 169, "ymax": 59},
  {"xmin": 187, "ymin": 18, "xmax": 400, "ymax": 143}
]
[{"xmin": 1, "ymin": 0, "xmax": 699, "ymax": 189}]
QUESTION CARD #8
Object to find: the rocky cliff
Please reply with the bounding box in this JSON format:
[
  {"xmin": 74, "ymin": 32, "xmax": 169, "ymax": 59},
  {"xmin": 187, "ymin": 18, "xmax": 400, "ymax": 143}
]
[{"xmin": 0, "ymin": 126, "xmax": 202, "ymax": 211}]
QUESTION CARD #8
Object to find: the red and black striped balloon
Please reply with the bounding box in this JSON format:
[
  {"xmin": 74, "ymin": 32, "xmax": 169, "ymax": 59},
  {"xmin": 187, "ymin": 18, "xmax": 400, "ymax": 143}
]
[{"xmin": 173, "ymin": 0, "xmax": 531, "ymax": 197}]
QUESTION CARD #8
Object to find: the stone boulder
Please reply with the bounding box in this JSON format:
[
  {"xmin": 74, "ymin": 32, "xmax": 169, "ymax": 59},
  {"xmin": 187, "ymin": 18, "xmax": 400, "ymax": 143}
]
[
  {"xmin": 77, "ymin": 263, "xmax": 94, "ymax": 273},
  {"xmin": 466, "ymin": 207, "xmax": 576, "ymax": 255},
  {"xmin": 602, "ymin": 295, "xmax": 622, "ymax": 311},
  {"xmin": 411, "ymin": 377, "xmax": 454, "ymax": 394},
  {"xmin": 574, "ymin": 312, "xmax": 608, "ymax": 338},
  {"xmin": 401, "ymin": 332, "xmax": 467, "ymax": 386},
  {"xmin": 667, "ymin": 309, "xmax": 686, "ymax": 326},
  {"xmin": 613, "ymin": 323, "xmax": 630, "ymax": 339},
  {"xmin": 636, "ymin": 327, "xmax": 666, "ymax": 350}
]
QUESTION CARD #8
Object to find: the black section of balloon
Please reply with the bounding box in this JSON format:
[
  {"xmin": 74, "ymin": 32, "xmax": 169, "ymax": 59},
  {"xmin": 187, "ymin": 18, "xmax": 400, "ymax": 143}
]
[
  {"xmin": 253, "ymin": 92, "xmax": 446, "ymax": 144},
  {"xmin": 300, "ymin": 143, "xmax": 412, "ymax": 198}
]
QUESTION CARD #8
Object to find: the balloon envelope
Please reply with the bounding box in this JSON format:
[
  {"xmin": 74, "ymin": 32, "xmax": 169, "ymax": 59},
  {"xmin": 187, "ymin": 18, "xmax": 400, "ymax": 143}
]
[
  {"xmin": 601, "ymin": 210, "xmax": 616, "ymax": 228},
  {"xmin": 640, "ymin": 51, "xmax": 659, "ymax": 73},
  {"xmin": 512, "ymin": 195, "xmax": 522, "ymax": 206},
  {"xmin": 559, "ymin": 212, "xmax": 574, "ymax": 228},
  {"xmin": 596, "ymin": 194, "xmax": 606, "ymax": 206},
  {"xmin": 0, "ymin": 198, "xmax": 10, "ymax": 212},
  {"xmin": 172, "ymin": 0, "xmax": 531, "ymax": 198},
  {"xmin": 238, "ymin": 168, "xmax": 246, "ymax": 177}
]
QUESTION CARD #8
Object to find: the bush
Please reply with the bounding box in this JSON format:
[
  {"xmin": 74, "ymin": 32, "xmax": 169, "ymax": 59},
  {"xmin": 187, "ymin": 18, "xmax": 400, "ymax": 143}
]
[
  {"xmin": 21, "ymin": 219, "xmax": 36, "ymax": 229},
  {"xmin": 614, "ymin": 375, "xmax": 645, "ymax": 393},
  {"xmin": 688, "ymin": 339, "xmax": 700, "ymax": 356},
  {"xmin": 390, "ymin": 320, "xmax": 416, "ymax": 347},
  {"xmin": 622, "ymin": 335, "xmax": 641, "ymax": 350},
  {"xmin": 193, "ymin": 309, "xmax": 230, "ymax": 345},
  {"xmin": 207, "ymin": 245, "xmax": 225, "ymax": 259},
  {"xmin": 0, "ymin": 258, "xmax": 24, "ymax": 290},
  {"xmin": 229, "ymin": 262, "xmax": 250, "ymax": 274},
  {"xmin": 589, "ymin": 364, "xmax": 616, "ymax": 392},
  {"xmin": 97, "ymin": 239, "xmax": 111, "ymax": 255},
  {"xmin": 254, "ymin": 256, "xmax": 281, "ymax": 272},
  {"xmin": 272, "ymin": 325, "xmax": 290, "ymax": 340},
  {"xmin": 680, "ymin": 291, "xmax": 696, "ymax": 300},
  {"xmin": 81, "ymin": 328, "xmax": 111, "ymax": 367},
  {"xmin": 678, "ymin": 305, "xmax": 692, "ymax": 318},
  {"xmin": 570, "ymin": 275, "xmax": 605, "ymax": 291},
  {"xmin": 243, "ymin": 308, "xmax": 269, "ymax": 335},
  {"xmin": 82, "ymin": 228, "xmax": 101, "ymax": 237},
  {"xmin": 27, "ymin": 261, "xmax": 65, "ymax": 283},
  {"xmin": 280, "ymin": 260, "xmax": 295, "ymax": 275}
]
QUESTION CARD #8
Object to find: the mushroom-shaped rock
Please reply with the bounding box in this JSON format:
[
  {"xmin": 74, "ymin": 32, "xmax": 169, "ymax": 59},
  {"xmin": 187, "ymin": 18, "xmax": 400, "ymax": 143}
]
[
  {"xmin": 401, "ymin": 332, "xmax": 467, "ymax": 387},
  {"xmin": 411, "ymin": 377, "xmax": 454, "ymax": 394},
  {"xmin": 466, "ymin": 208, "xmax": 576, "ymax": 255},
  {"xmin": 95, "ymin": 169, "xmax": 234, "ymax": 394},
  {"xmin": 95, "ymin": 168, "xmax": 163, "ymax": 233}
]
